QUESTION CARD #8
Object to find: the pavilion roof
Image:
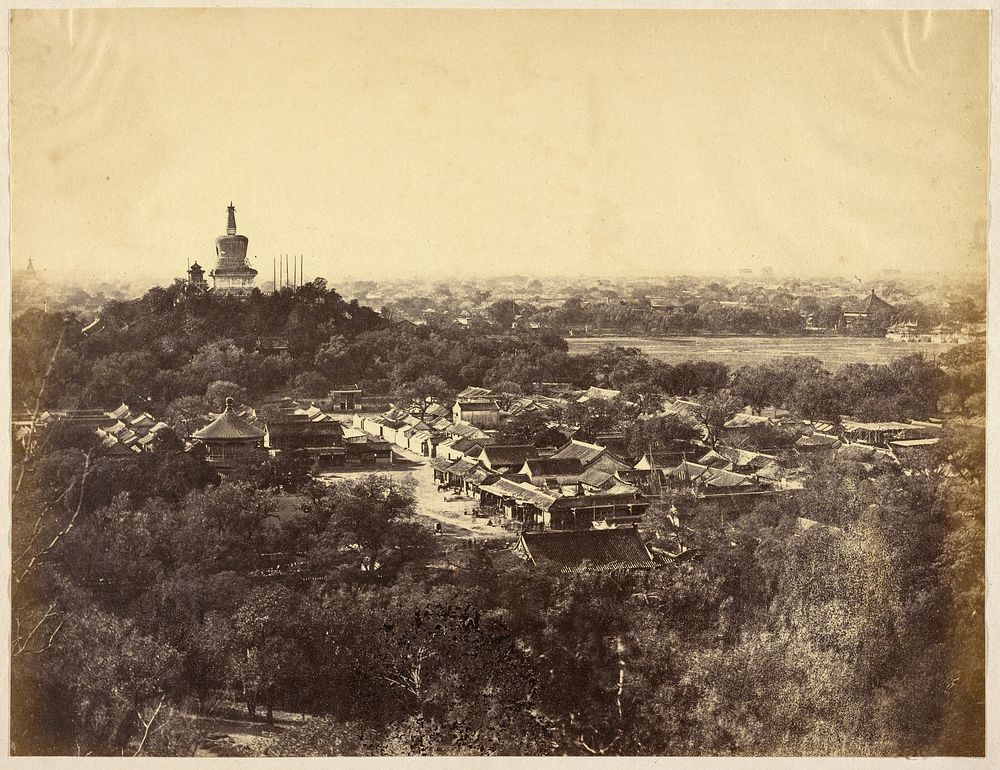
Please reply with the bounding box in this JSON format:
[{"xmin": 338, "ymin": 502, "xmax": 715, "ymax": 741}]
[{"xmin": 192, "ymin": 399, "xmax": 266, "ymax": 441}]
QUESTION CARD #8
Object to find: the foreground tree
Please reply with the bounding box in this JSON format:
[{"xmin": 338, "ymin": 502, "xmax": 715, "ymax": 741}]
[
  {"xmin": 693, "ymin": 391, "xmax": 743, "ymax": 448},
  {"xmin": 493, "ymin": 410, "xmax": 568, "ymax": 448},
  {"xmin": 394, "ymin": 375, "xmax": 454, "ymax": 422},
  {"xmin": 306, "ymin": 475, "xmax": 434, "ymax": 579}
]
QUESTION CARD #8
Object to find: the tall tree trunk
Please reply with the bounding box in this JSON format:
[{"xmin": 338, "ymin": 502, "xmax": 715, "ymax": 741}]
[
  {"xmin": 266, "ymin": 704, "xmax": 273, "ymax": 725},
  {"xmin": 615, "ymin": 636, "xmax": 626, "ymax": 722}
]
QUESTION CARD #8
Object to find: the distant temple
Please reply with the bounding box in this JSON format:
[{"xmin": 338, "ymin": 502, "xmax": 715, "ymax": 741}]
[
  {"xmin": 839, "ymin": 289, "xmax": 895, "ymax": 334},
  {"xmin": 18, "ymin": 256, "xmax": 42, "ymax": 285},
  {"xmin": 187, "ymin": 261, "xmax": 208, "ymax": 291},
  {"xmin": 209, "ymin": 203, "xmax": 258, "ymax": 293}
]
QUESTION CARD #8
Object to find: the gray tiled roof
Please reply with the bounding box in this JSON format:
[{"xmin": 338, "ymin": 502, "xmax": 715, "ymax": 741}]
[{"xmin": 520, "ymin": 528, "xmax": 655, "ymax": 571}]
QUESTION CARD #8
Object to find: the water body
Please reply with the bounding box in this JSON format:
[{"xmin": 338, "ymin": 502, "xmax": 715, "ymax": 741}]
[{"xmin": 564, "ymin": 335, "xmax": 957, "ymax": 371}]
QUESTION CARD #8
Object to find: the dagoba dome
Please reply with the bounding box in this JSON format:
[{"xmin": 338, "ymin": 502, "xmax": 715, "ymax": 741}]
[{"xmin": 209, "ymin": 203, "xmax": 258, "ymax": 293}]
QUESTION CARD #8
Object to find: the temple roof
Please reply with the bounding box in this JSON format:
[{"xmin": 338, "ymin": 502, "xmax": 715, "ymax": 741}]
[
  {"xmin": 519, "ymin": 529, "xmax": 655, "ymax": 572},
  {"xmin": 192, "ymin": 398, "xmax": 265, "ymax": 441},
  {"xmin": 844, "ymin": 289, "xmax": 895, "ymax": 316}
]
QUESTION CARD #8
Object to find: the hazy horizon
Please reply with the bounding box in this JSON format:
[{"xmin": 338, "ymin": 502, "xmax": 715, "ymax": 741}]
[{"xmin": 10, "ymin": 9, "xmax": 989, "ymax": 286}]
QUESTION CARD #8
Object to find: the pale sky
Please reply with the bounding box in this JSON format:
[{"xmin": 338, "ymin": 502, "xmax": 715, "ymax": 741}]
[{"xmin": 9, "ymin": 9, "xmax": 989, "ymax": 286}]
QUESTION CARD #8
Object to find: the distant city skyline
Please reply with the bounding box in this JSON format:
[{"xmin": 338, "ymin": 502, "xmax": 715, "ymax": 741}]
[{"xmin": 10, "ymin": 9, "xmax": 988, "ymax": 287}]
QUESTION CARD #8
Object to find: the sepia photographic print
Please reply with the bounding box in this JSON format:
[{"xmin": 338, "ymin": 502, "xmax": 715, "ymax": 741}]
[{"xmin": 4, "ymin": 5, "xmax": 994, "ymax": 763}]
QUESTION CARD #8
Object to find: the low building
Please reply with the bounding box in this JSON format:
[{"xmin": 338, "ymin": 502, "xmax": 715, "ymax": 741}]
[
  {"xmin": 27, "ymin": 403, "xmax": 172, "ymax": 455},
  {"xmin": 890, "ymin": 437, "xmax": 941, "ymax": 467},
  {"xmin": 576, "ymin": 386, "xmax": 622, "ymax": 402},
  {"xmin": 633, "ymin": 446, "xmax": 702, "ymax": 473},
  {"xmin": 519, "ymin": 457, "xmax": 586, "ymax": 483},
  {"xmin": 840, "ymin": 420, "xmax": 934, "ymax": 447},
  {"xmin": 836, "ymin": 443, "xmax": 898, "ymax": 470},
  {"xmin": 456, "ymin": 386, "xmax": 496, "ymax": 399},
  {"xmin": 661, "ymin": 460, "xmax": 710, "ymax": 488},
  {"xmin": 480, "ymin": 444, "xmax": 539, "ymax": 473},
  {"xmin": 545, "ymin": 493, "xmax": 648, "ymax": 530},
  {"xmin": 256, "ymin": 336, "xmax": 290, "ymax": 356},
  {"xmin": 547, "ymin": 439, "xmax": 634, "ymax": 478},
  {"xmin": 444, "ymin": 421, "xmax": 490, "ymax": 441},
  {"xmin": 697, "ymin": 449, "xmax": 733, "ymax": 470},
  {"xmin": 695, "ymin": 467, "xmax": 759, "ymax": 495},
  {"xmin": 795, "ymin": 433, "xmax": 842, "ymax": 453},
  {"xmin": 659, "ymin": 460, "xmax": 763, "ymax": 497},
  {"xmin": 329, "ymin": 387, "xmax": 363, "ymax": 412},
  {"xmin": 265, "ymin": 415, "xmax": 345, "ymax": 466},
  {"xmin": 439, "ymin": 435, "xmax": 491, "ymax": 462},
  {"xmin": 452, "ymin": 399, "xmax": 501, "ymax": 428},
  {"xmin": 478, "ymin": 477, "xmax": 559, "ymax": 527},
  {"xmin": 438, "ymin": 456, "xmax": 482, "ymax": 489},
  {"xmin": 714, "ymin": 446, "xmax": 779, "ymax": 474},
  {"xmin": 478, "ymin": 473, "xmax": 647, "ymax": 531},
  {"xmin": 344, "ymin": 439, "xmax": 394, "ymax": 466}
]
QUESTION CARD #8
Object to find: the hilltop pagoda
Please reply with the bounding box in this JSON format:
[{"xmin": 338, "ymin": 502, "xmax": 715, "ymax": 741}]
[{"xmin": 209, "ymin": 203, "xmax": 258, "ymax": 293}]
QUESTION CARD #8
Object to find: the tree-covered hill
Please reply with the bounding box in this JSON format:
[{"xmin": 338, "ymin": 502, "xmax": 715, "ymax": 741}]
[
  {"xmin": 15, "ymin": 278, "xmax": 601, "ymax": 414},
  {"xmin": 8, "ymin": 279, "xmax": 986, "ymax": 758}
]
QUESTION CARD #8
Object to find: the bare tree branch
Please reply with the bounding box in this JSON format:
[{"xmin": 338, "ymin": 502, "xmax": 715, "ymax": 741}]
[
  {"xmin": 12, "ymin": 474, "xmax": 82, "ymax": 569},
  {"xmin": 32, "ymin": 615, "xmax": 68, "ymax": 654},
  {"xmin": 16, "ymin": 450, "xmax": 93, "ymax": 585},
  {"xmin": 12, "ymin": 603, "xmax": 65, "ymax": 656},
  {"xmin": 133, "ymin": 695, "xmax": 167, "ymax": 757},
  {"xmin": 12, "ymin": 324, "xmax": 67, "ymax": 504}
]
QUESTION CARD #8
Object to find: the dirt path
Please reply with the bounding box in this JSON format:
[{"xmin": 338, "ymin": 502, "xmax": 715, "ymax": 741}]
[{"xmin": 316, "ymin": 446, "xmax": 512, "ymax": 541}]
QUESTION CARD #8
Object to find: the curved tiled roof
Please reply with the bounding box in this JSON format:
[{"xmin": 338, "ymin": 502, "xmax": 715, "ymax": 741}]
[
  {"xmin": 577, "ymin": 466, "xmax": 617, "ymax": 490},
  {"xmin": 664, "ymin": 460, "xmax": 709, "ymax": 482},
  {"xmin": 699, "ymin": 468, "xmax": 755, "ymax": 488},
  {"xmin": 550, "ymin": 439, "xmax": 605, "ymax": 464},
  {"xmin": 192, "ymin": 399, "xmax": 265, "ymax": 441},
  {"xmin": 520, "ymin": 528, "xmax": 655, "ymax": 572},
  {"xmin": 481, "ymin": 444, "xmax": 538, "ymax": 468},
  {"xmin": 446, "ymin": 457, "xmax": 480, "ymax": 476},
  {"xmin": 523, "ymin": 457, "xmax": 586, "ymax": 477},
  {"xmin": 479, "ymin": 478, "xmax": 558, "ymax": 510}
]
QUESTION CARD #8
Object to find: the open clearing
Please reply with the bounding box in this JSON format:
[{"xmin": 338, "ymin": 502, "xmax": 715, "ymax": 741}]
[
  {"xmin": 565, "ymin": 335, "xmax": 956, "ymax": 371},
  {"xmin": 315, "ymin": 448, "xmax": 513, "ymax": 542}
]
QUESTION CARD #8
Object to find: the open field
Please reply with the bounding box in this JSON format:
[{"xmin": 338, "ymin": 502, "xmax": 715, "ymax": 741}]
[{"xmin": 565, "ymin": 335, "xmax": 958, "ymax": 371}]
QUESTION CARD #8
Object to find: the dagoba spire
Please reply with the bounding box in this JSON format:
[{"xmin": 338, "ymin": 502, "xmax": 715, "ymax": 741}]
[{"xmin": 210, "ymin": 201, "xmax": 257, "ymax": 293}]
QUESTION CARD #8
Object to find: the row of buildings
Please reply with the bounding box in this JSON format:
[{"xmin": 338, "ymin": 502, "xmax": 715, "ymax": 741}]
[
  {"xmin": 186, "ymin": 398, "xmax": 395, "ymax": 472},
  {"xmin": 884, "ymin": 320, "xmax": 984, "ymax": 344},
  {"xmin": 12, "ymin": 403, "xmax": 174, "ymax": 456},
  {"xmin": 14, "ymin": 395, "xmax": 394, "ymax": 474},
  {"xmin": 352, "ymin": 387, "xmax": 803, "ymax": 538},
  {"xmin": 353, "ymin": 381, "xmax": 946, "ymax": 545}
]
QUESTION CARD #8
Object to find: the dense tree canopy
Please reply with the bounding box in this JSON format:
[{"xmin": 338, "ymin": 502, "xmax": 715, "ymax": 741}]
[{"xmin": 10, "ymin": 284, "xmax": 986, "ymax": 757}]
